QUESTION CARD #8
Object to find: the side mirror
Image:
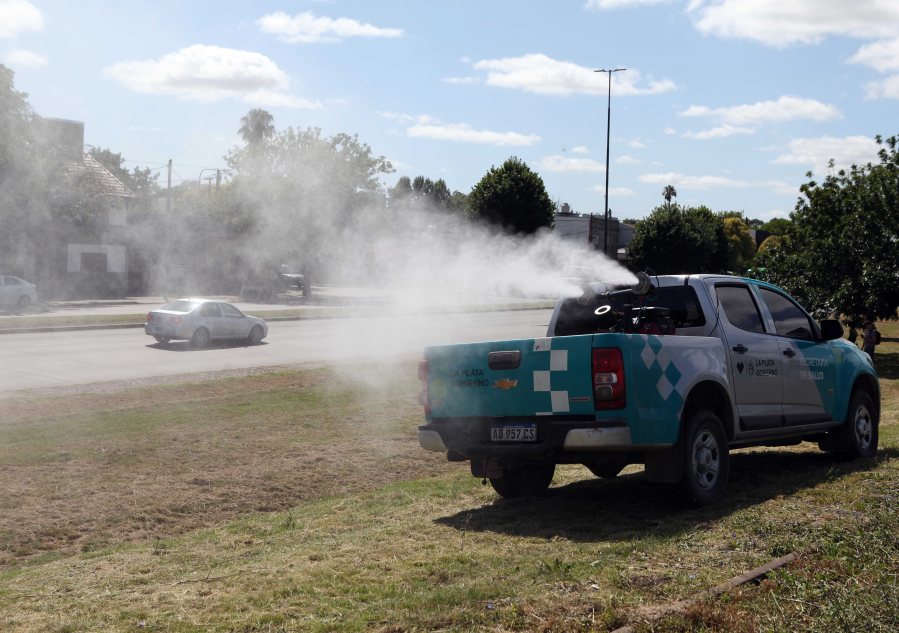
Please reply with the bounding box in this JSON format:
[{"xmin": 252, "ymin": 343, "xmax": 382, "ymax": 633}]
[{"xmin": 820, "ymin": 319, "xmax": 843, "ymax": 342}]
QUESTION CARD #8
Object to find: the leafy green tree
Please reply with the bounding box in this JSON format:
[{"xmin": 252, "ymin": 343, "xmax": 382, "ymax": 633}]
[
  {"xmin": 756, "ymin": 139, "xmax": 899, "ymax": 324},
  {"xmin": 723, "ymin": 217, "xmax": 757, "ymax": 269},
  {"xmin": 468, "ymin": 157, "xmax": 554, "ymax": 233},
  {"xmin": 88, "ymin": 147, "xmax": 160, "ymax": 211},
  {"xmin": 238, "ymin": 109, "xmax": 275, "ymax": 145},
  {"xmin": 757, "ymin": 234, "xmax": 784, "ymax": 255},
  {"xmin": 629, "ymin": 204, "xmax": 729, "ymax": 274},
  {"xmin": 760, "ymin": 218, "xmax": 793, "ymax": 236}
]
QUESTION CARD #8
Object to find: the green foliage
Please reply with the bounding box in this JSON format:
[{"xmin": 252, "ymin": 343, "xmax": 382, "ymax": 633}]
[
  {"xmin": 760, "ymin": 217, "xmax": 793, "ymax": 236},
  {"xmin": 238, "ymin": 108, "xmax": 275, "ymax": 145},
  {"xmin": 88, "ymin": 147, "xmax": 160, "ymax": 211},
  {"xmin": 723, "ymin": 217, "xmax": 757, "ymax": 268},
  {"xmin": 757, "ymin": 234, "xmax": 784, "ymax": 254},
  {"xmin": 755, "ymin": 137, "xmax": 899, "ymax": 324},
  {"xmin": 662, "ymin": 185, "xmax": 676, "ymax": 204},
  {"xmin": 389, "ymin": 174, "xmax": 465, "ymax": 214},
  {"xmin": 629, "ymin": 204, "xmax": 730, "ymax": 274},
  {"xmin": 468, "ymin": 156, "xmax": 554, "ymax": 234}
]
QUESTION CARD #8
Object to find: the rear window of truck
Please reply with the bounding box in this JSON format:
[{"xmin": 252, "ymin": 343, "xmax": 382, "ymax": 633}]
[{"xmin": 554, "ymin": 286, "xmax": 706, "ymax": 337}]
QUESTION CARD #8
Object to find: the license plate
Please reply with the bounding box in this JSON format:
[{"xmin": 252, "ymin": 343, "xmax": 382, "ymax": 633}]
[
  {"xmin": 148, "ymin": 326, "xmax": 164, "ymax": 333},
  {"xmin": 491, "ymin": 425, "xmax": 536, "ymax": 442}
]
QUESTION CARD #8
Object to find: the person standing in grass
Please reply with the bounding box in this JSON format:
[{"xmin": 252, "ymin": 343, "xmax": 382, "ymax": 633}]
[{"xmin": 862, "ymin": 322, "xmax": 878, "ymax": 360}]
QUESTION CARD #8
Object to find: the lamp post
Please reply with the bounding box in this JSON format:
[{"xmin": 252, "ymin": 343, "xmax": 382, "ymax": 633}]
[{"xmin": 594, "ymin": 68, "xmax": 626, "ymax": 257}]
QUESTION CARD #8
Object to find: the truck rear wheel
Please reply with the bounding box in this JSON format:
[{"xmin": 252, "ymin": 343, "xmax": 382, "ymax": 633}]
[
  {"xmin": 681, "ymin": 409, "xmax": 730, "ymax": 506},
  {"xmin": 489, "ymin": 463, "xmax": 555, "ymax": 498}
]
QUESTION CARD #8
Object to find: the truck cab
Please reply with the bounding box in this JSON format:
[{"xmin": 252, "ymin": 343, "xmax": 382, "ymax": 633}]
[{"xmin": 417, "ymin": 274, "xmax": 879, "ymax": 505}]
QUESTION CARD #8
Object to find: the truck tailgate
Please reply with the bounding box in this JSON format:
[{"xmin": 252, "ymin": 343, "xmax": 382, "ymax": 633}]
[{"xmin": 424, "ymin": 334, "xmax": 596, "ymax": 418}]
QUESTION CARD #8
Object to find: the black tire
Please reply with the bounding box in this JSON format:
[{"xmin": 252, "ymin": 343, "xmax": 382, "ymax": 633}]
[
  {"xmin": 17, "ymin": 295, "xmax": 31, "ymax": 310},
  {"xmin": 681, "ymin": 409, "xmax": 730, "ymax": 506},
  {"xmin": 247, "ymin": 325, "xmax": 264, "ymax": 346},
  {"xmin": 587, "ymin": 462, "xmax": 626, "ymax": 479},
  {"xmin": 190, "ymin": 327, "xmax": 210, "ymax": 349},
  {"xmin": 836, "ymin": 390, "xmax": 879, "ymax": 460},
  {"xmin": 489, "ymin": 463, "xmax": 555, "ymax": 499},
  {"xmin": 154, "ymin": 336, "xmax": 170, "ymax": 345}
]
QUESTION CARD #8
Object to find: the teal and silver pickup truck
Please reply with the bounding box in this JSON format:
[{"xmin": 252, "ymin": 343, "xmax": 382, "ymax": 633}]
[{"xmin": 417, "ymin": 273, "xmax": 880, "ymax": 505}]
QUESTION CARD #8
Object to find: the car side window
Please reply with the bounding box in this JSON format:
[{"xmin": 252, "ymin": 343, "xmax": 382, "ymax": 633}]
[
  {"xmin": 9, "ymin": 278, "xmax": 21, "ymax": 285},
  {"xmin": 716, "ymin": 285, "xmax": 765, "ymax": 333},
  {"xmin": 219, "ymin": 303, "xmax": 243, "ymax": 318},
  {"xmin": 758, "ymin": 288, "xmax": 815, "ymax": 340},
  {"xmin": 199, "ymin": 303, "xmax": 222, "ymax": 318}
]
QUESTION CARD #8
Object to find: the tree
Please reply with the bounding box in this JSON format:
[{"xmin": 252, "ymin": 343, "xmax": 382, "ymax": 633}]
[
  {"xmin": 389, "ymin": 175, "xmax": 458, "ymax": 213},
  {"xmin": 757, "ymin": 234, "xmax": 784, "ymax": 255},
  {"xmin": 662, "ymin": 185, "xmax": 677, "ymax": 205},
  {"xmin": 760, "ymin": 218, "xmax": 792, "ymax": 236},
  {"xmin": 756, "ymin": 138, "xmax": 899, "ymax": 325},
  {"xmin": 629, "ymin": 204, "xmax": 729, "ymax": 274},
  {"xmin": 468, "ymin": 157, "xmax": 554, "ymax": 234},
  {"xmin": 88, "ymin": 147, "xmax": 160, "ymax": 211},
  {"xmin": 722, "ymin": 217, "xmax": 757, "ymax": 269},
  {"xmin": 238, "ymin": 109, "xmax": 275, "ymax": 145}
]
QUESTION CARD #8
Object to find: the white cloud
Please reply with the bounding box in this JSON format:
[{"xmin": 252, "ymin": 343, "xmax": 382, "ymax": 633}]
[
  {"xmin": 585, "ymin": 0, "xmax": 670, "ymax": 8},
  {"xmin": 652, "ymin": 161, "xmax": 665, "ymax": 166},
  {"xmin": 104, "ymin": 45, "xmax": 305, "ymax": 104},
  {"xmin": 472, "ymin": 53, "xmax": 675, "ymax": 96},
  {"xmin": 679, "ymin": 96, "xmax": 841, "ymax": 125},
  {"xmin": 460, "ymin": 56, "xmax": 471, "ymax": 63},
  {"xmin": 388, "ymin": 159, "xmax": 413, "ymax": 170},
  {"xmin": 850, "ymin": 37, "xmax": 899, "ymax": 71},
  {"xmin": 683, "ymin": 124, "xmax": 755, "ymax": 139},
  {"xmin": 638, "ymin": 172, "xmax": 751, "ymax": 189},
  {"xmin": 441, "ymin": 76, "xmax": 479, "ymax": 84},
  {"xmin": 537, "ymin": 156, "xmax": 605, "ymax": 172},
  {"xmin": 758, "ymin": 209, "xmax": 791, "ymax": 221},
  {"xmin": 244, "ymin": 89, "xmax": 322, "ymax": 109},
  {"xmin": 863, "ymin": 74, "xmax": 899, "ymax": 99},
  {"xmin": 257, "ymin": 11, "xmax": 403, "ymax": 43},
  {"xmin": 616, "ymin": 155, "xmax": 641, "ymax": 164},
  {"xmin": 758, "ymin": 144, "xmax": 781, "ymax": 151},
  {"xmin": 1, "ymin": 48, "xmax": 45, "ymax": 67},
  {"xmin": 588, "ymin": 185, "xmax": 637, "ymax": 196},
  {"xmin": 572, "ymin": 146, "xmax": 590, "ymax": 153},
  {"xmin": 379, "ymin": 111, "xmax": 439, "ymax": 125},
  {"xmin": 0, "ymin": 0, "xmax": 42, "ymax": 38},
  {"xmin": 687, "ymin": 0, "xmax": 899, "ymax": 47},
  {"xmin": 663, "ymin": 127, "xmax": 677, "ymax": 134},
  {"xmin": 771, "ymin": 135, "xmax": 883, "ymax": 172},
  {"xmin": 129, "ymin": 126, "xmax": 164, "ymax": 132},
  {"xmin": 758, "ymin": 180, "xmax": 799, "ymax": 196},
  {"xmin": 629, "ymin": 139, "xmax": 646, "ymax": 148},
  {"xmin": 407, "ymin": 123, "xmax": 541, "ymax": 146}
]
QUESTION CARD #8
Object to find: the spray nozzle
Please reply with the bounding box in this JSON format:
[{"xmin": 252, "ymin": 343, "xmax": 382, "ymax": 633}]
[{"xmin": 631, "ymin": 272, "xmax": 653, "ymax": 297}]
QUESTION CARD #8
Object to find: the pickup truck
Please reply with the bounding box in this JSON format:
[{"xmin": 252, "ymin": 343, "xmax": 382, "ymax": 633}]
[{"xmin": 417, "ymin": 273, "xmax": 880, "ymax": 505}]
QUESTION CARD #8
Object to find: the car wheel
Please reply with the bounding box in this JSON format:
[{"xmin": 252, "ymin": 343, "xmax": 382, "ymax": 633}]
[
  {"xmin": 154, "ymin": 336, "xmax": 170, "ymax": 345},
  {"xmin": 17, "ymin": 295, "xmax": 31, "ymax": 310},
  {"xmin": 190, "ymin": 327, "xmax": 210, "ymax": 349},
  {"xmin": 489, "ymin": 463, "xmax": 555, "ymax": 499},
  {"xmin": 832, "ymin": 390, "xmax": 879, "ymax": 461},
  {"xmin": 247, "ymin": 325, "xmax": 263, "ymax": 346},
  {"xmin": 681, "ymin": 409, "xmax": 730, "ymax": 506},
  {"xmin": 587, "ymin": 462, "xmax": 626, "ymax": 479}
]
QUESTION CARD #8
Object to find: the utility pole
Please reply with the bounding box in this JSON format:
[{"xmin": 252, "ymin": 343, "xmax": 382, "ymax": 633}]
[
  {"xmin": 166, "ymin": 159, "xmax": 172, "ymax": 213},
  {"xmin": 215, "ymin": 169, "xmax": 221, "ymax": 193},
  {"xmin": 594, "ymin": 68, "xmax": 626, "ymax": 257},
  {"xmin": 588, "ymin": 213, "xmax": 594, "ymax": 248},
  {"xmin": 163, "ymin": 159, "xmax": 172, "ymax": 302}
]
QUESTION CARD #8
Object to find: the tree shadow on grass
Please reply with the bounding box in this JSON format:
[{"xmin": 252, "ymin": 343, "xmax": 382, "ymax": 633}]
[
  {"xmin": 873, "ymin": 350, "xmax": 899, "ymax": 380},
  {"xmin": 434, "ymin": 446, "xmax": 899, "ymax": 544}
]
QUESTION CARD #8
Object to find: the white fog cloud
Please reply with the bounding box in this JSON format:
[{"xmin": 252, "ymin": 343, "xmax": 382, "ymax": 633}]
[
  {"xmin": 850, "ymin": 37, "xmax": 899, "ymax": 71},
  {"xmin": 771, "ymin": 135, "xmax": 883, "ymax": 172},
  {"xmin": 104, "ymin": 45, "xmax": 305, "ymax": 104},
  {"xmin": 0, "ymin": 0, "xmax": 42, "ymax": 38},
  {"xmin": 472, "ymin": 54, "xmax": 675, "ymax": 96},
  {"xmin": 572, "ymin": 146, "xmax": 590, "ymax": 153},
  {"xmin": 407, "ymin": 123, "xmax": 541, "ymax": 147},
  {"xmin": 679, "ymin": 96, "xmax": 841, "ymax": 125},
  {"xmin": 2, "ymin": 48, "xmax": 46, "ymax": 67},
  {"xmin": 663, "ymin": 127, "xmax": 677, "ymax": 134},
  {"xmin": 687, "ymin": 0, "xmax": 899, "ymax": 47},
  {"xmin": 864, "ymin": 74, "xmax": 899, "ymax": 99},
  {"xmin": 257, "ymin": 11, "xmax": 403, "ymax": 43},
  {"xmin": 537, "ymin": 156, "xmax": 606, "ymax": 172},
  {"xmin": 683, "ymin": 124, "xmax": 755, "ymax": 139},
  {"xmin": 629, "ymin": 139, "xmax": 646, "ymax": 148}
]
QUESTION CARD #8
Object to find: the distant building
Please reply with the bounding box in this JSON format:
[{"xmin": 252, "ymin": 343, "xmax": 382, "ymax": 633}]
[{"xmin": 554, "ymin": 203, "xmax": 620, "ymax": 259}]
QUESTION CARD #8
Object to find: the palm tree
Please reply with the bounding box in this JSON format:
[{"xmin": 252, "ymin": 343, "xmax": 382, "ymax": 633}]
[
  {"xmin": 662, "ymin": 185, "xmax": 677, "ymax": 205},
  {"xmin": 238, "ymin": 109, "xmax": 275, "ymax": 145}
]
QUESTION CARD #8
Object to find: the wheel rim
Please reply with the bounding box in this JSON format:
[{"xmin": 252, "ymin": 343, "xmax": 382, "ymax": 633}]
[
  {"xmin": 196, "ymin": 330, "xmax": 208, "ymax": 346},
  {"xmin": 854, "ymin": 404, "xmax": 873, "ymax": 451},
  {"xmin": 691, "ymin": 430, "xmax": 720, "ymax": 491},
  {"xmin": 251, "ymin": 327, "xmax": 261, "ymax": 343}
]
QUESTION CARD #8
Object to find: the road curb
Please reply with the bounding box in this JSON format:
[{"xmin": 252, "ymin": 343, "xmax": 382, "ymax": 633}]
[{"xmin": 0, "ymin": 305, "xmax": 555, "ymax": 336}]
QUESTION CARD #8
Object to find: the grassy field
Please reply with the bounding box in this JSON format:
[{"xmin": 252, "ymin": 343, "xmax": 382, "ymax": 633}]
[{"xmin": 0, "ymin": 346, "xmax": 897, "ymax": 632}]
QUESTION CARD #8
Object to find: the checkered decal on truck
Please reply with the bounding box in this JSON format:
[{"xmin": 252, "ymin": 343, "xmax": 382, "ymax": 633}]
[{"xmin": 531, "ymin": 337, "xmax": 569, "ymax": 415}]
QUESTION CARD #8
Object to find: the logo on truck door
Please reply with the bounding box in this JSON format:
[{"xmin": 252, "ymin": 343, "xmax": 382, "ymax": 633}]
[{"xmin": 493, "ymin": 378, "xmax": 519, "ymax": 390}]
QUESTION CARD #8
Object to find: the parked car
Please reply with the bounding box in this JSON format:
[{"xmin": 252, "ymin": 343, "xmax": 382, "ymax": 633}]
[
  {"xmin": 145, "ymin": 299, "xmax": 268, "ymax": 348},
  {"xmin": 0, "ymin": 276, "xmax": 37, "ymax": 310},
  {"xmin": 417, "ymin": 273, "xmax": 878, "ymax": 506},
  {"xmin": 280, "ymin": 264, "xmax": 305, "ymax": 290}
]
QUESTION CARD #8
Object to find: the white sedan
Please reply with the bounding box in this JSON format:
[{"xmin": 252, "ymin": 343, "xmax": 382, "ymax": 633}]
[
  {"xmin": 0, "ymin": 276, "xmax": 38, "ymax": 310},
  {"xmin": 145, "ymin": 299, "xmax": 268, "ymax": 348}
]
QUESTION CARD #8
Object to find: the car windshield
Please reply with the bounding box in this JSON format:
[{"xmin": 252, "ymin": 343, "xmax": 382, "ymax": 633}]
[{"xmin": 161, "ymin": 300, "xmax": 200, "ymax": 313}]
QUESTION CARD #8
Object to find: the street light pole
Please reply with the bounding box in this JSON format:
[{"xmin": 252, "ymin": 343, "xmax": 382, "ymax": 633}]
[{"xmin": 594, "ymin": 68, "xmax": 626, "ymax": 257}]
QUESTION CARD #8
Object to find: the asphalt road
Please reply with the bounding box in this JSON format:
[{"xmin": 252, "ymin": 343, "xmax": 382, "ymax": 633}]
[{"xmin": 0, "ymin": 309, "xmax": 554, "ymax": 393}]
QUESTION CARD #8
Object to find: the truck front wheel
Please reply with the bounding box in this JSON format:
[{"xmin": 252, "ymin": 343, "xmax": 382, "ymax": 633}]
[
  {"xmin": 681, "ymin": 410, "xmax": 730, "ymax": 506},
  {"xmin": 489, "ymin": 463, "xmax": 555, "ymax": 498}
]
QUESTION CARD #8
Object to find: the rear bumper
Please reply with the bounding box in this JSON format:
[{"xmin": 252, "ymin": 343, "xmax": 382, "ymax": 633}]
[
  {"xmin": 418, "ymin": 415, "xmax": 632, "ymax": 460},
  {"xmin": 144, "ymin": 324, "xmax": 190, "ymax": 339}
]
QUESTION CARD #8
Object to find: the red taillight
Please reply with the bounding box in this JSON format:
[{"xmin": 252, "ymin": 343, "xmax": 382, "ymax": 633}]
[
  {"xmin": 172, "ymin": 317, "xmax": 182, "ymax": 324},
  {"xmin": 592, "ymin": 348, "xmax": 626, "ymax": 410},
  {"xmin": 418, "ymin": 359, "xmax": 430, "ymax": 414},
  {"xmin": 146, "ymin": 314, "xmax": 152, "ymax": 321}
]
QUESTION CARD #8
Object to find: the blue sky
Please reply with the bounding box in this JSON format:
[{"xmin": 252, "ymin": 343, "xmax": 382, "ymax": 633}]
[{"xmin": 3, "ymin": 0, "xmax": 898, "ymax": 221}]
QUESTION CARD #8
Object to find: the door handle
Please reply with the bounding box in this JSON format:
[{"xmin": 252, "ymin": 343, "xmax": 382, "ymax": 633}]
[
  {"xmin": 732, "ymin": 345, "xmax": 748, "ymax": 353},
  {"xmin": 783, "ymin": 349, "xmax": 796, "ymax": 357}
]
